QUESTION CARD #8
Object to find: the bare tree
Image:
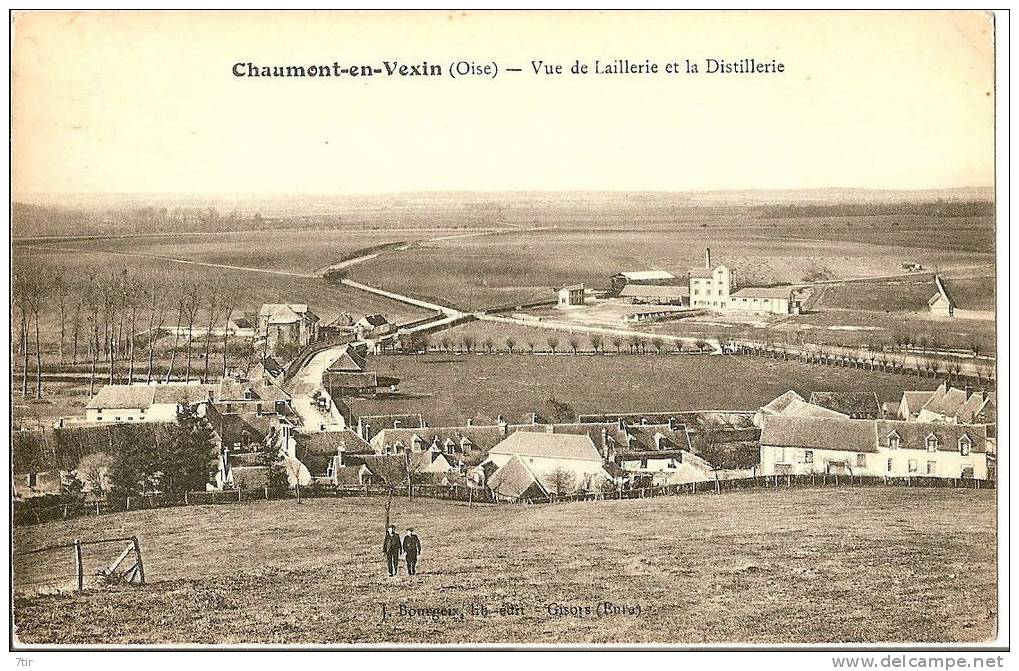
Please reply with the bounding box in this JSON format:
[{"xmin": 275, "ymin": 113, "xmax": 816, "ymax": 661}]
[
  {"xmin": 71, "ymin": 293, "xmax": 83, "ymax": 365},
  {"xmin": 611, "ymin": 335, "xmax": 622, "ymax": 353},
  {"xmin": 202, "ymin": 291, "xmax": 220, "ymax": 383},
  {"xmin": 589, "ymin": 334, "xmax": 603, "ymax": 353},
  {"xmin": 124, "ymin": 274, "xmax": 142, "ymax": 383},
  {"xmin": 505, "ymin": 336, "xmax": 517, "ymax": 354},
  {"xmin": 53, "ymin": 275, "xmax": 68, "ymax": 364},
  {"xmin": 546, "ymin": 466, "xmax": 576, "ymax": 497},
  {"xmin": 220, "ymin": 285, "xmax": 241, "ymax": 378},
  {"xmin": 182, "ymin": 281, "xmax": 202, "ymax": 383},
  {"xmin": 144, "ymin": 277, "xmax": 167, "ymax": 384},
  {"xmin": 13, "ymin": 270, "xmax": 31, "ymax": 397},
  {"xmin": 567, "ymin": 335, "xmax": 580, "ymax": 355},
  {"xmin": 651, "ymin": 336, "xmax": 664, "ymax": 354},
  {"xmin": 547, "ymin": 335, "xmax": 559, "ymax": 354},
  {"xmin": 482, "ymin": 336, "xmax": 495, "ymax": 354},
  {"xmin": 165, "ymin": 277, "xmax": 188, "ymax": 382}
]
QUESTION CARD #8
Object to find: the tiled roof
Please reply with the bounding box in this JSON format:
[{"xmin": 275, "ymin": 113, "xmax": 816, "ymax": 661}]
[
  {"xmin": 901, "ymin": 391, "xmax": 936, "ymax": 415},
  {"xmin": 489, "ymin": 432, "xmax": 602, "ymax": 462},
  {"xmin": 876, "ymin": 420, "xmax": 987, "ymax": 453},
  {"xmin": 487, "ymin": 455, "xmax": 548, "ymax": 500},
  {"xmin": 259, "ymin": 304, "xmax": 302, "ymax": 324},
  {"xmin": 560, "ymin": 284, "xmax": 585, "ymax": 291},
  {"xmin": 780, "ymin": 399, "xmax": 849, "ymax": 419},
  {"xmin": 296, "ymin": 430, "xmax": 372, "ymax": 455},
  {"xmin": 921, "ymin": 386, "xmax": 969, "ymax": 418},
  {"xmin": 809, "ymin": 392, "xmax": 881, "ymax": 419},
  {"xmin": 85, "ymin": 385, "xmax": 154, "ymax": 410},
  {"xmin": 359, "ymin": 314, "xmax": 390, "ymax": 327},
  {"xmin": 761, "ymin": 390, "xmax": 805, "ymax": 415},
  {"xmin": 760, "ymin": 416, "xmax": 878, "ymax": 453}
]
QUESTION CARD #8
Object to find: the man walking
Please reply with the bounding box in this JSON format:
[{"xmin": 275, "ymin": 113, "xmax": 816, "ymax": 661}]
[
  {"xmin": 402, "ymin": 527, "xmax": 422, "ymax": 575},
  {"xmin": 383, "ymin": 524, "xmax": 402, "ymax": 576}
]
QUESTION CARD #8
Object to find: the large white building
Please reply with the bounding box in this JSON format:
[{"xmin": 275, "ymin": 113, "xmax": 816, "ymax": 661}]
[
  {"xmin": 84, "ymin": 383, "xmax": 217, "ymax": 424},
  {"xmin": 760, "ymin": 415, "xmax": 988, "ymax": 480},
  {"xmin": 688, "ymin": 248, "xmax": 732, "ymax": 310},
  {"xmin": 484, "ymin": 431, "xmax": 607, "ymax": 493}
]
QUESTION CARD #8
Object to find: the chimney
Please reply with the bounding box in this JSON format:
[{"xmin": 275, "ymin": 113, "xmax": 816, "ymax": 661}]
[
  {"xmin": 640, "ymin": 417, "xmax": 648, "ymax": 426},
  {"xmin": 336, "ymin": 445, "xmax": 344, "ymax": 468},
  {"xmin": 601, "ymin": 428, "xmax": 609, "ymax": 457},
  {"xmin": 393, "ymin": 419, "xmax": 401, "ymax": 429},
  {"xmin": 531, "ymin": 412, "xmax": 538, "ymax": 425},
  {"xmin": 965, "ymin": 384, "xmax": 973, "ymax": 398},
  {"xmin": 668, "ymin": 416, "xmax": 678, "ymax": 430},
  {"xmin": 466, "ymin": 418, "xmax": 474, "ymax": 427},
  {"xmin": 497, "ymin": 415, "xmax": 508, "ymax": 436},
  {"xmin": 705, "ymin": 247, "xmax": 711, "ymax": 269},
  {"xmin": 364, "ymin": 422, "xmax": 371, "ymax": 440}
]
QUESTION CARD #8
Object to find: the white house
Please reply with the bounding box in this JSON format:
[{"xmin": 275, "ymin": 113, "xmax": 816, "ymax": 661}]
[
  {"xmin": 557, "ymin": 284, "xmax": 585, "ymax": 307},
  {"xmin": 688, "ymin": 248, "xmax": 732, "ymax": 310},
  {"xmin": 730, "ymin": 287, "xmax": 802, "ymax": 315},
  {"xmin": 84, "ymin": 383, "xmax": 216, "ymax": 424},
  {"xmin": 928, "ymin": 275, "xmax": 956, "ymax": 318},
  {"xmin": 759, "ymin": 415, "xmax": 988, "ymax": 479},
  {"xmin": 484, "ymin": 431, "xmax": 606, "ymax": 493}
]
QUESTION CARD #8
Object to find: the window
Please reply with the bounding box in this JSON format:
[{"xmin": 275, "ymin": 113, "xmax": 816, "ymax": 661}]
[
  {"xmin": 28, "ymin": 473, "xmax": 37, "ymax": 488},
  {"xmin": 925, "ymin": 434, "xmax": 939, "ymax": 452},
  {"xmin": 856, "ymin": 454, "xmax": 867, "ymax": 468},
  {"xmin": 959, "ymin": 435, "xmax": 972, "ymax": 456},
  {"xmin": 927, "ymin": 461, "xmax": 936, "ymax": 475},
  {"xmin": 908, "ymin": 459, "xmax": 918, "ymax": 473},
  {"xmin": 887, "ymin": 458, "xmax": 893, "ymax": 472},
  {"xmin": 115, "ymin": 417, "xmax": 121, "ymax": 421},
  {"xmin": 887, "ymin": 432, "xmax": 901, "ymax": 450},
  {"xmin": 804, "ymin": 450, "xmax": 814, "ymax": 464}
]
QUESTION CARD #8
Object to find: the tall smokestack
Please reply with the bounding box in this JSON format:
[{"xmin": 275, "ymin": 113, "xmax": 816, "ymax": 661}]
[{"xmin": 705, "ymin": 248, "xmax": 711, "ymax": 269}]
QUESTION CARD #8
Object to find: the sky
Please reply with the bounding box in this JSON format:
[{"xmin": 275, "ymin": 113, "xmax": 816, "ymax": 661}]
[{"xmin": 12, "ymin": 10, "xmax": 996, "ymax": 197}]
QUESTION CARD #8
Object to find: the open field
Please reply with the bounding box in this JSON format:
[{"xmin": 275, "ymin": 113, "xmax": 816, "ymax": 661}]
[
  {"xmin": 350, "ymin": 225, "xmax": 995, "ymax": 311},
  {"xmin": 352, "ymin": 353, "xmax": 942, "ymax": 426},
  {"xmin": 16, "ymin": 228, "xmax": 466, "ymax": 275},
  {"xmin": 12, "ymin": 489, "xmax": 996, "ymax": 645}
]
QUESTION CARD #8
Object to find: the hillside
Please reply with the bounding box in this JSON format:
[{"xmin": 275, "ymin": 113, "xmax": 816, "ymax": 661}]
[{"xmin": 13, "ymin": 488, "xmax": 996, "ymax": 645}]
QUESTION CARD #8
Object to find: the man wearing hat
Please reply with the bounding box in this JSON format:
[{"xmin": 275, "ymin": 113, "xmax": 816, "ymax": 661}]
[
  {"xmin": 382, "ymin": 524, "xmax": 402, "ymax": 576},
  {"xmin": 402, "ymin": 527, "xmax": 422, "ymax": 575}
]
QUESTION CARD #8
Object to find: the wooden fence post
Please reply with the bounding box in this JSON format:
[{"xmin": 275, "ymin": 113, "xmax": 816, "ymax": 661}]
[
  {"xmin": 184, "ymin": 491, "xmax": 189, "ymax": 505},
  {"xmin": 131, "ymin": 535, "xmax": 145, "ymax": 585},
  {"xmin": 73, "ymin": 539, "xmax": 83, "ymax": 592}
]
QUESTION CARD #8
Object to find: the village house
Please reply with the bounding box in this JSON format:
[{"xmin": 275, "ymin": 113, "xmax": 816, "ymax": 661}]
[
  {"xmin": 557, "ymin": 283, "xmax": 586, "ymax": 307},
  {"xmin": 258, "ymin": 303, "xmax": 320, "ymax": 349},
  {"xmin": 688, "ymin": 248, "xmax": 732, "ymax": 310},
  {"xmin": 928, "ymin": 275, "xmax": 956, "ymax": 318},
  {"xmin": 356, "ymin": 413, "xmax": 425, "ymax": 442},
  {"xmin": 610, "ymin": 270, "xmax": 677, "ymax": 294},
  {"xmin": 318, "ymin": 312, "xmax": 356, "ymax": 339},
  {"xmin": 354, "ymin": 314, "xmax": 393, "ymax": 340},
  {"xmin": 83, "ymin": 383, "xmax": 218, "ymax": 424},
  {"xmin": 730, "ymin": 286, "xmax": 802, "ymax": 315},
  {"xmin": 759, "ymin": 415, "xmax": 988, "ymax": 479},
  {"xmin": 901, "ymin": 384, "xmax": 996, "ymax": 425},
  {"xmin": 486, "ymin": 455, "xmax": 549, "ymax": 501},
  {"xmin": 247, "ymin": 355, "xmax": 285, "ymax": 385},
  {"xmin": 483, "ymin": 431, "xmax": 607, "ymax": 494}
]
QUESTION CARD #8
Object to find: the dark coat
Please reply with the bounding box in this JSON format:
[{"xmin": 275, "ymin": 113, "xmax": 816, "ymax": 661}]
[
  {"xmin": 383, "ymin": 532, "xmax": 402, "ymax": 557},
  {"xmin": 402, "ymin": 533, "xmax": 422, "ymax": 558}
]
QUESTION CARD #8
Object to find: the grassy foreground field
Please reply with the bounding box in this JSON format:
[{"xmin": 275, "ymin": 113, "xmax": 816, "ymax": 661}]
[
  {"xmin": 353, "ymin": 353, "xmax": 941, "ymax": 426},
  {"xmin": 13, "ymin": 488, "xmax": 995, "ymax": 645}
]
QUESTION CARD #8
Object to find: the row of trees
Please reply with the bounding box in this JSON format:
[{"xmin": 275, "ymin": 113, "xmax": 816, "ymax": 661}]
[
  {"xmin": 398, "ymin": 332, "xmax": 714, "ymax": 355},
  {"xmin": 12, "ymin": 262, "xmax": 248, "ymax": 398}
]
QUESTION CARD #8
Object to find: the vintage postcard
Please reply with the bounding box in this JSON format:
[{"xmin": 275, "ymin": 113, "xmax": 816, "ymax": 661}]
[{"xmin": 7, "ymin": 8, "xmax": 1007, "ymax": 655}]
